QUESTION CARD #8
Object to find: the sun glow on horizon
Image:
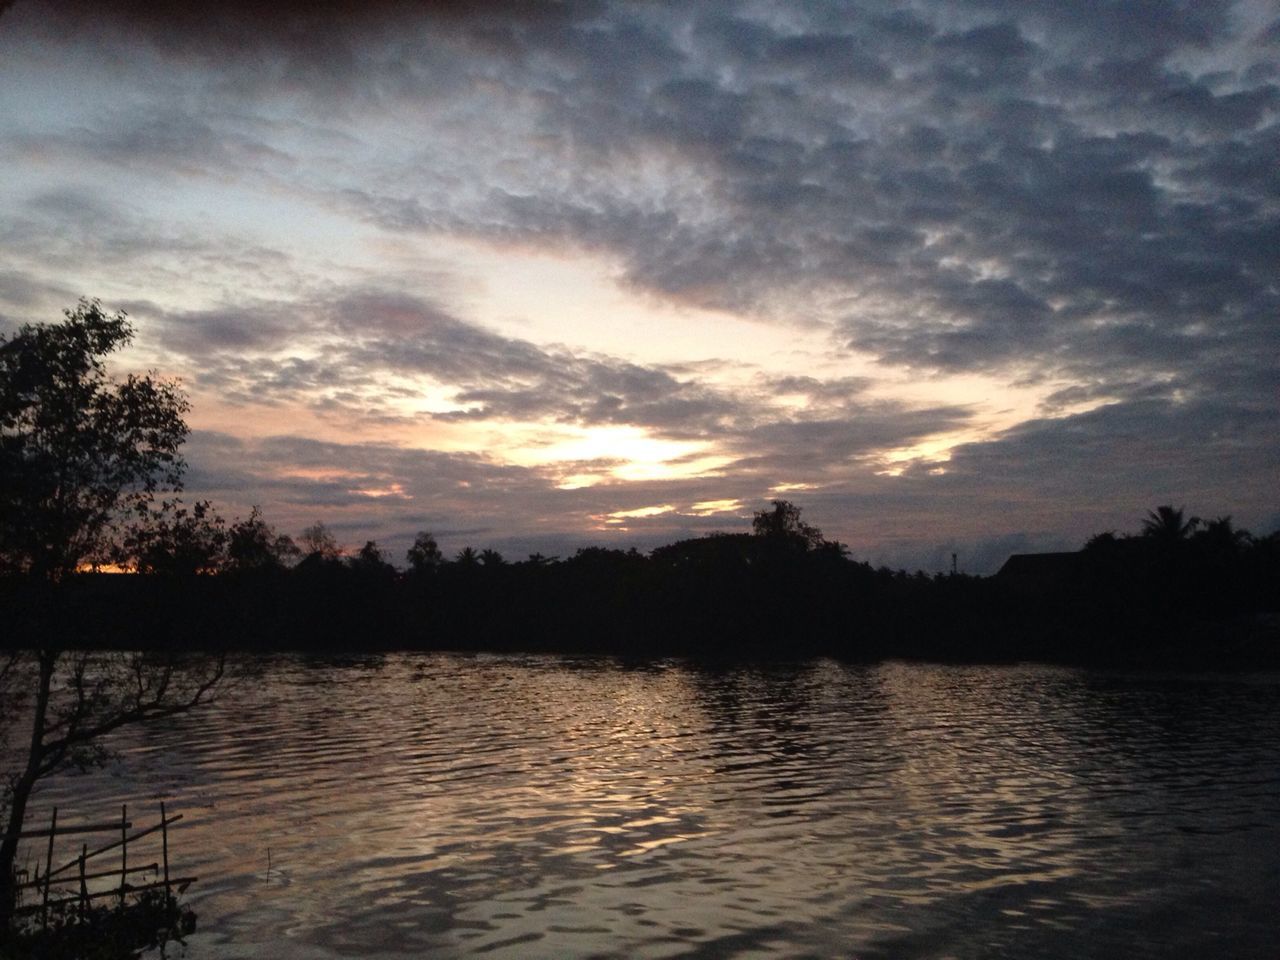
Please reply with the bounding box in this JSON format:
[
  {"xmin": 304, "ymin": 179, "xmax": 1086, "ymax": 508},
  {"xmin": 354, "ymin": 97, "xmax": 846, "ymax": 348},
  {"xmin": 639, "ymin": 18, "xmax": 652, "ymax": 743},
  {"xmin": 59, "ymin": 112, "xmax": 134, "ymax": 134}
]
[{"xmin": 509, "ymin": 424, "xmax": 732, "ymax": 483}]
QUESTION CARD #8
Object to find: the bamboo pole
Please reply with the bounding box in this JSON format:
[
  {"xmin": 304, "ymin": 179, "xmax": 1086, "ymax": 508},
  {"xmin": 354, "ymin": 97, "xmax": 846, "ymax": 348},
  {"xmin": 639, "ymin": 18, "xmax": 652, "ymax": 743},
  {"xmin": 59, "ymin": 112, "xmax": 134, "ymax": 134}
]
[
  {"xmin": 18, "ymin": 820, "xmax": 134, "ymax": 839},
  {"xmin": 17, "ymin": 862, "xmax": 157, "ymax": 890},
  {"xmin": 12, "ymin": 877, "xmax": 198, "ymax": 915},
  {"xmin": 78, "ymin": 844, "xmax": 87, "ymax": 923},
  {"xmin": 161, "ymin": 801, "xmax": 171, "ymax": 902},
  {"xmin": 40, "ymin": 807, "xmax": 56, "ymax": 932},
  {"xmin": 119, "ymin": 804, "xmax": 128, "ymax": 906},
  {"xmin": 48, "ymin": 814, "xmax": 182, "ymax": 879}
]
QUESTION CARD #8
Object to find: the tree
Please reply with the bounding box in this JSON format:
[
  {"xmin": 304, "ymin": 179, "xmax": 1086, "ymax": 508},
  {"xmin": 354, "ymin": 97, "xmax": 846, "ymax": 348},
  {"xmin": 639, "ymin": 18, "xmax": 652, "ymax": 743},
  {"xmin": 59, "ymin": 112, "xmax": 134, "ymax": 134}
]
[
  {"xmin": 299, "ymin": 521, "xmax": 341, "ymax": 561},
  {"xmin": 350, "ymin": 539, "xmax": 395, "ymax": 578},
  {"xmin": 751, "ymin": 499, "xmax": 827, "ymax": 550},
  {"xmin": 0, "ymin": 302, "xmax": 224, "ymax": 926},
  {"xmin": 1195, "ymin": 515, "xmax": 1251, "ymax": 555},
  {"xmin": 1141, "ymin": 505, "xmax": 1199, "ymax": 543},
  {"xmin": 406, "ymin": 531, "xmax": 442, "ymax": 574},
  {"xmin": 226, "ymin": 506, "xmax": 299, "ymax": 572},
  {"xmin": 118, "ymin": 498, "xmax": 227, "ymax": 575},
  {"xmin": 0, "ymin": 299, "xmax": 189, "ymax": 578}
]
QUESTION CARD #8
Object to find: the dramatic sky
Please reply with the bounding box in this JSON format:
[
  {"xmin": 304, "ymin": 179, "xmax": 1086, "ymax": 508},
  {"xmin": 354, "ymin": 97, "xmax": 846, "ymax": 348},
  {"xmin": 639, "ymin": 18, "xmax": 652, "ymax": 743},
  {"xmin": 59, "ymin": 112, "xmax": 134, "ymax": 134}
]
[{"xmin": 1, "ymin": 0, "xmax": 1277, "ymax": 572}]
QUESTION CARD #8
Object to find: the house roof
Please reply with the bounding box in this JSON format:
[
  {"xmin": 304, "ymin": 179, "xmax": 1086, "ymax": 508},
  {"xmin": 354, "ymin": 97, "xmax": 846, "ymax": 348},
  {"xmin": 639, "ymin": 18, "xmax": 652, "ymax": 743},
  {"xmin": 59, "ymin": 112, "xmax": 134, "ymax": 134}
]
[{"xmin": 995, "ymin": 551, "xmax": 1082, "ymax": 586}]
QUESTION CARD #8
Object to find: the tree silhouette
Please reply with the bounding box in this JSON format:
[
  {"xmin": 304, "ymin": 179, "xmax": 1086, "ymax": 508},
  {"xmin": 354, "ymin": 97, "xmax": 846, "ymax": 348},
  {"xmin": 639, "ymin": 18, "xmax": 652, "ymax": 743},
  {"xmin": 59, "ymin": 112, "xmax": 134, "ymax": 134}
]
[
  {"xmin": 0, "ymin": 299, "xmax": 188, "ymax": 579},
  {"xmin": 119, "ymin": 498, "xmax": 227, "ymax": 575},
  {"xmin": 406, "ymin": 531, "xmax": 443, "ymax": 574},
  {"xmin": 752, "ymin": 499, "xmax": 826, "ymax": 550},
  {"xmin": 1196, "ymin": 516, "xmax": 1251, "ymax": 552},
  {"xmin": 226, "ymin": 506, "xmax": 298, "ymax": 571},
  {"xmin": 351, "ymin": 539, "xmax": 395, "ymax": 578},
  {"xmin": 299, "ymin": 521, "xmax": 341, "ymax": 561},
  {"xmin": 0, "ymin": 302, "xmax": 225, "ymax": 925},
  {"xmin": 1141, "ymin": 505, "xmax": 1199, "ymax": 543}
]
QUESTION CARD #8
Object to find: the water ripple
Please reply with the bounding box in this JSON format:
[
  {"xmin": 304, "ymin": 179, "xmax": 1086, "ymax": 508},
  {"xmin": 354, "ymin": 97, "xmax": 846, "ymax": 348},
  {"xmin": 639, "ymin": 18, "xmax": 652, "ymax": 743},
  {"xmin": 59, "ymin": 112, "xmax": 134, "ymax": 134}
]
[{"xmin": 18, "ymin": 655, "xmax": 1280, "ymax": 959}]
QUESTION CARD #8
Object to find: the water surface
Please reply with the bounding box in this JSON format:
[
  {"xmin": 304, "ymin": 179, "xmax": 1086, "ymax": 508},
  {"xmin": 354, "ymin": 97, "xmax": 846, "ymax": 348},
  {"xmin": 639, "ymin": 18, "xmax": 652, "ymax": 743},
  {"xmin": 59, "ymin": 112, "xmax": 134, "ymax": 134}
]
[{"xmin": 22, "ymin": 654, "xmax": 1280, "ymax": 958}]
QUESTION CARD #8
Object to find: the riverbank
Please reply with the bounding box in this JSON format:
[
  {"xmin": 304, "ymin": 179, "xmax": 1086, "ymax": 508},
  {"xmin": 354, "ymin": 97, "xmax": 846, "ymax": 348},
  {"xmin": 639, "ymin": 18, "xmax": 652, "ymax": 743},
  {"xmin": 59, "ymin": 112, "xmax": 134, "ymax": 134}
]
[{"xmin": 3, "ymin": 564, "xmax": 1277, "ymax": 669}]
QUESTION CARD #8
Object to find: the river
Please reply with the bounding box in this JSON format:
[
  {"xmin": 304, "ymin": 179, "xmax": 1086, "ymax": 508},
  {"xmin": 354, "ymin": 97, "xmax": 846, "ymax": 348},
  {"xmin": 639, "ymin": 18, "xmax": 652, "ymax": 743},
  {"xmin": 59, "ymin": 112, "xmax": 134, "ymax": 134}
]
[{"xmin": 16, "ymin": 654, "xmax": 1280, "ymax": 958}]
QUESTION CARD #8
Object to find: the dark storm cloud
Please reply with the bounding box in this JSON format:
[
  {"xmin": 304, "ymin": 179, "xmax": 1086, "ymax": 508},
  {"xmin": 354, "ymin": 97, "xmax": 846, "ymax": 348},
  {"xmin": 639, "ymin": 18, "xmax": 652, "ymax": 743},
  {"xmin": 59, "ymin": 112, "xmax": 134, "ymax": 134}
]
[{"xmin": 358, "ymin": 0, "xmax": 1272, "ymax": 433}]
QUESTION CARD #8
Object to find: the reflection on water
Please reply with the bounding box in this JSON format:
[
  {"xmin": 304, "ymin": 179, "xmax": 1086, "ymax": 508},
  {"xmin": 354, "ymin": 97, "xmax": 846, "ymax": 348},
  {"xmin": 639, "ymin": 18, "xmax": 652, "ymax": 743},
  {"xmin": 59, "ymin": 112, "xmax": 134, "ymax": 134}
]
[{"xmin": 21, "ymin": 655, "xmax": 1280, "ymax": 959}]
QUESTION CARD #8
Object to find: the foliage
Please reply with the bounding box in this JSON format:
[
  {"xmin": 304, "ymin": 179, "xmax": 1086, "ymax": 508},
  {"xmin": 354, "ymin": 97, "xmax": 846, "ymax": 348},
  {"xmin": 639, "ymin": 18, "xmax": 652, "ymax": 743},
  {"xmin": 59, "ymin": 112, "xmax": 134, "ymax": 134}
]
[
  {"xmin": 350, "ymin": 540, "xmax": 395, "ymax": 579},
  {"xmin": 406, "ymin": 531, "xmax": 443, "ymax": 574},
  {"xmin": 226, "ymin": 506, "xmax": 299, "ymax": 572},
  {"xmin": 0, "ymin": 301, "xmax": 227, "ymax": 931},
  {"xmin": 117, "ymin": 498, "xmax": 227, "ymax": 575},
  {"xmin": 1141, "ymin": 504, "xmax": 1199, "ymax": 542},
  {"xmin": 299, "ymin": 522, "xmax": 341, "ymax": 561},
  {"xmin": 0, "ymin": 299, "xmax": 189, "ymax": 579},
  {"xmin": 751, "ymin": 500, "xmax": 828, "ymax": 550},
  {"xmin": 2, "ymin": 888, "xmax": 196, "ymax": 960}
]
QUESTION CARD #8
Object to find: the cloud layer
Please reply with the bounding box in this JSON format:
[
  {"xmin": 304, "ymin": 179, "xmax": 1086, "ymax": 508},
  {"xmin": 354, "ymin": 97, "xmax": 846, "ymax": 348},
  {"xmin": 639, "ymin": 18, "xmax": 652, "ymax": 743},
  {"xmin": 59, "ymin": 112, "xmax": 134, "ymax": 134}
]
[{"xmin": 1, "ymin": 0, "xmax": 1276, "ymax": 571}]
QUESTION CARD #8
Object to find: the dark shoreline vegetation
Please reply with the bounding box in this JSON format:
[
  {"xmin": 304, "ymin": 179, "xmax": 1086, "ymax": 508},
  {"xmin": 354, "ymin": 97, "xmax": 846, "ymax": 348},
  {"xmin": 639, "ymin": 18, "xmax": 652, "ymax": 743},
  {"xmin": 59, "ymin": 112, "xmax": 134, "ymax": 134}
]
[{"xmin": 3, "ymin": 505, "xmax": 1279, "ymax": 668}]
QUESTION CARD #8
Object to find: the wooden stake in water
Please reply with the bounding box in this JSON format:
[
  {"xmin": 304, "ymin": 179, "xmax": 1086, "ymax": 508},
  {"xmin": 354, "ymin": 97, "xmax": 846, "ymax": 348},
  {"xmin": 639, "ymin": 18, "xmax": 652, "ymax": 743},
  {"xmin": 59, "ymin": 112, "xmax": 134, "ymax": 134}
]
[
  {"xmin": 78, "ymin": 844, "xmax": 88, "ymax": 923},
  {"xmin": 41, "ymin": 807, "xmax": 57, "ymax": 931},
  {"xmin": 161, "ymin": 801, "xmax": 171, "ymax": 902},
  {"xmin": 119, "ymin": 804, "xmax": 128, "ymax": 906}
]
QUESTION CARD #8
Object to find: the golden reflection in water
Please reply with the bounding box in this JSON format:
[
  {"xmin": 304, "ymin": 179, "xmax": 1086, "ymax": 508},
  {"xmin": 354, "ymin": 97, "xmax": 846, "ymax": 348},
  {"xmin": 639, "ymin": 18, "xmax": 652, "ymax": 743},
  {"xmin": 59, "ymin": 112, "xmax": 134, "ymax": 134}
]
[
  {"xmin": 383, "ymin": 659, "xmax": 720, "ymax": 873},
  {"xmin": 20, "ymin": 654, "xmax": 1280, "ymax": 959}
]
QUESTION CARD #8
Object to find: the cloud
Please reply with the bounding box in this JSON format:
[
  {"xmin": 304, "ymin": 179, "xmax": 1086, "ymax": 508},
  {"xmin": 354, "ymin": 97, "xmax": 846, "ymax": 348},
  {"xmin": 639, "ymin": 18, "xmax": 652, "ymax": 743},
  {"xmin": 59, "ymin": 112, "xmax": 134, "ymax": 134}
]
[
  {"xmin": 2, "ymin": 0, "xmax": 1276, "ymax": 569},
  {"xmin": 139, "ymin": 280, "xmax": 988, "ymax": 476}
]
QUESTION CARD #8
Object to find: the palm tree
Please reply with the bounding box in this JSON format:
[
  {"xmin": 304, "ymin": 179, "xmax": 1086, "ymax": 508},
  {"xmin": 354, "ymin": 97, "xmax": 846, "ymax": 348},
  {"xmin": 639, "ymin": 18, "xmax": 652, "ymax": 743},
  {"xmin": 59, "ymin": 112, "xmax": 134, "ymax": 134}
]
[
  {"xmin": 1141, "ymin": 505, "xmax": 1199, "ymax": 543},
  {"xmin": 479, "ymin": 549, "xmax": 506, "ymax": 566},
  {"xmin": 1195, "ymin": 516, "xmax": 1252, "ymax": 557},
  {"xmin": 455, "ymin": 546, "xmax": 479, "ymax": 566}
]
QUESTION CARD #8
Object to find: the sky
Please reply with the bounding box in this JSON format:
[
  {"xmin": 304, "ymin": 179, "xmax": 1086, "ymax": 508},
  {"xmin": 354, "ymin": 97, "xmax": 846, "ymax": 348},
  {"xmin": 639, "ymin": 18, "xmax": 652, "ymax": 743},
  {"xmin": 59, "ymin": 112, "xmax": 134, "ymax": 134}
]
[{"xmin": 1, "ymin": 0, "xmax": 1277, "ymax": 573}]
